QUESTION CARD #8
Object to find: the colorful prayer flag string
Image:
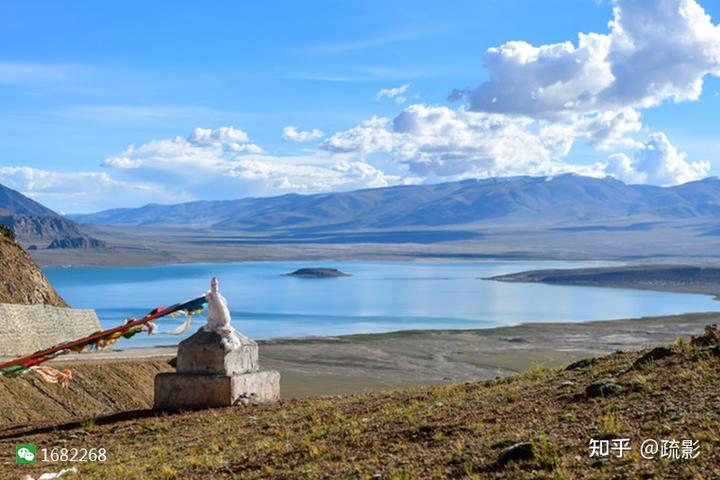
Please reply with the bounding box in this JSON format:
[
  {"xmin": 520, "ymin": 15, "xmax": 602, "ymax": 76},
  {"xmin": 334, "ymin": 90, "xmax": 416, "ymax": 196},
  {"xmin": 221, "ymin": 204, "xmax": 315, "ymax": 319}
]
[{"xmin": 0, "ymin": 295, "xmax": 207, "ymax": 385}]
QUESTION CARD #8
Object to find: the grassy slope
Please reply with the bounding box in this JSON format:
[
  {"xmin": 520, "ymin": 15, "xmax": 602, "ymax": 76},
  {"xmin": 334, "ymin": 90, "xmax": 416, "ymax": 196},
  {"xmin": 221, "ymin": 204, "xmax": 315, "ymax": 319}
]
[
  {"xmin": 0, "ymin": 360, "xmax": 171, "ymax": 425},
  {"xmin": 2, "ymin": 330, "xmax": 719, "ymax": 479}
]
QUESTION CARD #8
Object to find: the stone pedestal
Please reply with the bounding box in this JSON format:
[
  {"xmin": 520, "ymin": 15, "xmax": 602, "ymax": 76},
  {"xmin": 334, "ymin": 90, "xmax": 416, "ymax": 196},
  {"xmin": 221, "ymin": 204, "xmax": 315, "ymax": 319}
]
[{"xmin": 154, "ymin": 328, "xmax": 280, "ymax": 409}]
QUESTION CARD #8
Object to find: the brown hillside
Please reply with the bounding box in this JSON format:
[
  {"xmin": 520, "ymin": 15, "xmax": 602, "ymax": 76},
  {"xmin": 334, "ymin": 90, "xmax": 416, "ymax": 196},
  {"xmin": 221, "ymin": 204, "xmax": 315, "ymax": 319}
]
[
  {"xmin": 0, "ymin": 359, "xmax": 171, "ymax": 426},
  {"xmin": 0, "ymin": 225, "xmax": 67, "ymax": 307},
  {"xmin": 1, "ymin": 327, "xmax": 719, "ymax": 479}
]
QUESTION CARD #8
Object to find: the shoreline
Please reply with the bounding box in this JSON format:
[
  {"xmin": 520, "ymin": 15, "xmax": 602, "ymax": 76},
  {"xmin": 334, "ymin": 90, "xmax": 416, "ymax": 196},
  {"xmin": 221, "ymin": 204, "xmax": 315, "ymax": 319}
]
[
  {"xmin": 13, "ymin": 261, "xmax": 720, "ymax": 398},
  {"xmin": 487, "ymin": 264, "xmax": 720, "ymax": 298},
  {"xmin": 39, "ymin": 311, "xmax": 719, "ymax": 398},
  {"xmin": 37, "ymin": 254, "xmax": 623, "ymax": 269}
]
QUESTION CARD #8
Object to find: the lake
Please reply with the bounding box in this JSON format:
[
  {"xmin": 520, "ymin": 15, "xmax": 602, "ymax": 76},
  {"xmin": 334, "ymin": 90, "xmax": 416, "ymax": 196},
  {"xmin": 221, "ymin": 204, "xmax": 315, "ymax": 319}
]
[{"xmin": 45, "ymin": 260, "xmax": 719, "ymax": 347}]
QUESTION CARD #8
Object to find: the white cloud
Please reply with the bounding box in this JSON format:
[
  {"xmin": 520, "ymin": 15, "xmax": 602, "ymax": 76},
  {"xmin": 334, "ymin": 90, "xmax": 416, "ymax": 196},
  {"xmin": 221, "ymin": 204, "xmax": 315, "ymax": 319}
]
[
  {"xmin": 337, "ymin": 0, "xmax": 717, "ymax": 185},
  {"xmin": 322, "ymin": 0, "xmax": 719, "ymax": 186},
  {"xmin": 322, "ymin": 116, "xmax": 396, "ymax": 154},
  {"xmin": 228, "ymin": 143, "xmax": 264, "ymax": 154},
  {"xmin": 571, "ymin": 108, "xmax": 642, "ymax": 150},
  {"xmin": 322, "ymin": 102, "xmax": 706, "ymax": 185},
  {"xmin": 456, "ymin": 0, "xmax": 720, "ymax": 118},
  {"xmin": 323, "ymin": 104, "xmax": 595, "ymax": 179},
  {"xmin": 95, "ymin": 127, "xmax": 389, "ymax": 210},
  {"xmin": 3, "ymin": 0, "xmax": 717, "ymax": 213},
  {"xmin": 189, "ymin": 126, "xmax": 250, "ymax": 145},
  {"xmin": 604, "ymin": 132, "xmax": 710, "ymax": 185},
  {"xmin": 376, "ymin": 84, "xmax": 410, "ymax": 104},
  {"xmin": 0, "ymin": 166, "xmax": 167, "ymax": 213},
  {"xmin": 0, "ymin": 124, "xmax": 390, "ymax": 212},
  {"xmin": 102, "ymin": 157, "xmax": 143, "ymax": 169},
  {"xmin": 281, "ymin": 126, "xmax": 325, "ymax": 142},
  {"xmin": 226, "ymin": 157, "xmax": 388, "ymax": 192}
]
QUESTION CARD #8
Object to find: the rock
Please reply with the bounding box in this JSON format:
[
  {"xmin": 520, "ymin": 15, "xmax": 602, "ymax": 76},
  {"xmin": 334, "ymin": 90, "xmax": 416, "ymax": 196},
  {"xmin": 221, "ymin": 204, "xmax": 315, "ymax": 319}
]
[
  {"xmin": 499, "ymin": 337, "xmax": 529, "ymax": 343},
  {"xmin": 1, "ymin": 210, "xmax": 102, "ymax": 247},
  {"xmin": 47, "ymin": 236, "xmax": 106, "ymax": 249},
  {"xmin": 0, "ymin": 226, "xmax": 67, "ymax": 307},
  {"xmin": 490, "ymin": 439, "xmax": 517, "ymax": 450},
  {"xmin": 285, "ymin": 268, "xmax": 350, "ymax": 278},
  {"xmin": 497, "ymin": 442, "xmax": 534, "ymax": 467},
  {"xmin": 565, "ymin": 358, "xmax": 596, "ymax": 371},
  {"xmin": 585, "ymin": 379, "xmax": 622, "ymax": 398},
  {"xmin": 691, "ymin": 324, "xmax": 720, "ymax": 347},
  {"xmin": 632, "ymin": 346, "xmax": 675, "ymax": 369}
]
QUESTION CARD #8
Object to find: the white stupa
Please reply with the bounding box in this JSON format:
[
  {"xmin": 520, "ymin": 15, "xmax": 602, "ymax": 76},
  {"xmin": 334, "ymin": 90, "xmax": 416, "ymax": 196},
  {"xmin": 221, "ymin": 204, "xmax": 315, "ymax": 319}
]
[
  {"xmin": 203, "ymin": 276, "xmax": 242, "ymax": 351},
  {"xmin": 154, "ymin": 276, "xmax": 280, "ymax": 408}
]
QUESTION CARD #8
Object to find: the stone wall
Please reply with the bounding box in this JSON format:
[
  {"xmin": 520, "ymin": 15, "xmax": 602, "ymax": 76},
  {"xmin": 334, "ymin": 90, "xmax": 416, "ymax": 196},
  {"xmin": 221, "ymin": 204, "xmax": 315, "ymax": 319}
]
[{"xmin": 0, "ymin": 304, "xmax": 100, "ymax": 356}]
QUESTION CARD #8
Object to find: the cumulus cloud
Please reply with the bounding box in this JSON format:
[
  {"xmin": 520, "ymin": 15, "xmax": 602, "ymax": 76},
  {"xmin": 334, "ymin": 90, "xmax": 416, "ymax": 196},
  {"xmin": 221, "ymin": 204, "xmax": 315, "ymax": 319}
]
[
  {"xmin": 322, "ymin": 116, "xmax": 396, "ymax": 154},
  {"xmin": 331, "ymin": 0, "xmax": 714, "ymax": 187},
  {"xmin": 455, "ymin": 0, "xmax": 720, "ymax": 118},
  {"xmin": 281, "ymin": 126, "xmax": 325, "ymax": 142},
  {"xmin": 97, "ymin": 126, "xmax": 388, "ymax": 209},
  {"xmin": 226, "ymin": 157, "xmax": 387, "ymax": 192},
  {"xmin": 570, "ymin": 108, "xmax": 642, "ymax": 150},
  {"xmin": 604, "ymin": 132, "xmax": 710, "ymax": 185},
  {"xmin": 0, "ymin": 125, "xmax": 389, "ymax": 212},
  {"xmin": 3, "ymin": 0, "xmax": 717, "ymax": 213},
  {"xmin": 323, "ymin": 104, "xmax": 597, "ymax": 179},
  {"xmin": 189, "ymin": 126, "xmax": 250, "ymax": 145},
  {"xmin": 322, "ymin": 100, "xmax": 708, "ymax": 185},
  {"xmin": 376, "ymin": 84, "xmax": 410, "ymax": 103},
  {"xmin": 184, "ymin": 126, "xmax": 263, "ymax": 153}
]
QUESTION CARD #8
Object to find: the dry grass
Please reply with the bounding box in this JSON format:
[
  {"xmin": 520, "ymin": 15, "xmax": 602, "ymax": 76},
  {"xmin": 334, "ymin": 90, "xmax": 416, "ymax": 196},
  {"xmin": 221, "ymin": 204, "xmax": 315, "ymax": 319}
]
[
  {"xmin": 1, "ymin": 330, "xmax": 719, "ymax": 479},
  {"xmin": 0, "ymin": 360, "xmax": 172, "ymax": 425}
]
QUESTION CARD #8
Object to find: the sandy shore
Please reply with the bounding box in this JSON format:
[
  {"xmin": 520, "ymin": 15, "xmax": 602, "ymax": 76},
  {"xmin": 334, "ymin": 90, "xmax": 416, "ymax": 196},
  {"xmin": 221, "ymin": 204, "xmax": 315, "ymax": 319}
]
[{"xmin": 42, "ymin": 311, "xmax": 719, "ymax": 398}]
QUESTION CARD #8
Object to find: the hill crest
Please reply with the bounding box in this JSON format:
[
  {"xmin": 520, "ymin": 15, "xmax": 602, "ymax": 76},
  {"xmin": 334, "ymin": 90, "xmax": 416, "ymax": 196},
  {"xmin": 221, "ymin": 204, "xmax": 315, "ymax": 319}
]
[{"xmin": 69, "ymin": 174, "xmax": 720, "ymax": 231}]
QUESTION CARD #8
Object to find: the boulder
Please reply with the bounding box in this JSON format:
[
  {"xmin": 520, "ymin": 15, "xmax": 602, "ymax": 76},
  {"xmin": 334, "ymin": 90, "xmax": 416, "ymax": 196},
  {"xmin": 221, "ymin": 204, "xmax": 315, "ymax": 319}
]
[
  {"xmin": 632, "ymin": 346, "xmax": 675, "ymax": 369},
  {"xmin": 497, "ymin": 442, "xmax": 534, "ymax": 467},
  {"xmin": 585, "ymin": 379, "xmax": 622, "ymax": 398}
]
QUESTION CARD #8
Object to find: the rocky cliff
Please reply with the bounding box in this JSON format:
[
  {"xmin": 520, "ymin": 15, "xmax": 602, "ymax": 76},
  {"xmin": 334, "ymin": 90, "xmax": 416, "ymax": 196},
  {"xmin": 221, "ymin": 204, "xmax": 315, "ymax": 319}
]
[
  {"xmin": 0, "ymin": 225, "xmax": 67, "ymax": 307},
  {"xmin": 0, "ymin": 183, "xmax": 105, "ymax": 249}
]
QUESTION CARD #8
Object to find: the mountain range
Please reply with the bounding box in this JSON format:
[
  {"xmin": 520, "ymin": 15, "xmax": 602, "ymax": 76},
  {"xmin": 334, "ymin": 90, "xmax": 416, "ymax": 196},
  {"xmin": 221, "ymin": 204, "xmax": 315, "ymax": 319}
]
[
  {"xmin": 0, "ymin": 184, "xmax": 105, "ymax": 249},
  {"xmin": 69, "ymin": 174, "xmax": 720, "ymax": 232}
]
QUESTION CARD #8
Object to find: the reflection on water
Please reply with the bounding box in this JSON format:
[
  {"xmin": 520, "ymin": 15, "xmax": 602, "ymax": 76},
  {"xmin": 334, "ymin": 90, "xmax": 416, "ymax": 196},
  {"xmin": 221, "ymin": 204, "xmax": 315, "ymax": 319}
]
[{"xmin": 45, "ymin": 260, "xmax": 719, "ymax": 346}]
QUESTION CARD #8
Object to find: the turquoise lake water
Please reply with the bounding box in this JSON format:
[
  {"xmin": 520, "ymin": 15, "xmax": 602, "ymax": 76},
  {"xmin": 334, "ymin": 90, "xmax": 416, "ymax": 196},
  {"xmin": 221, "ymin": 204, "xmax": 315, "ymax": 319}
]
[{"xmin": 44, "ymin": 261, "xmax": 719, "ymax": 347}]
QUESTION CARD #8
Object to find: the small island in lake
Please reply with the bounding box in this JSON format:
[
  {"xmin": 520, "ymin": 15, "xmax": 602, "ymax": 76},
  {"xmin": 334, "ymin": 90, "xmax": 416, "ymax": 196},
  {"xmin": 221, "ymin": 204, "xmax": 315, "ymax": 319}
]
[{"xmin": 285, "ymin": 267, "xmax": 351, "ymax": 278}]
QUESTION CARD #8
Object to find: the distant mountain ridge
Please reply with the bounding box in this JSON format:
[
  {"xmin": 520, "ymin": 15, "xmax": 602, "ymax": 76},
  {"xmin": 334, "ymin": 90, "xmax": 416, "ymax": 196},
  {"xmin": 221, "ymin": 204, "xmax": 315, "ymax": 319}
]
[
  {"xmin": 0, "ymin": 184, "xmax": 58, "ymax": 217},
  {"xmin": 69, "ymin": 175, "xmax": 720, "ymax": 232},
  {"xmin": 0, "ymin": 183, "xmax": 105, "ymax": 249}
]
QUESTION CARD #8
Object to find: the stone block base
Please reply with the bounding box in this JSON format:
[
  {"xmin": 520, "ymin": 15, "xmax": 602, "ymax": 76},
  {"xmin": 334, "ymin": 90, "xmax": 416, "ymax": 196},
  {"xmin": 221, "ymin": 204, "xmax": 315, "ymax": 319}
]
[
  {"xmin": 154, "ymin": 370, "xmax": 280, "ymax": 409},
  {"xmin": 177, "ymin": 328, "xmax": 258, "ymax": 375}
]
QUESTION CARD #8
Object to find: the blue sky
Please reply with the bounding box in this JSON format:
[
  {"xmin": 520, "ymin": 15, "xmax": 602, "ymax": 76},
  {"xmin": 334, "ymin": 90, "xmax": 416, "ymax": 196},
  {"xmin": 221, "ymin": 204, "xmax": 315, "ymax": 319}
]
[{"xmin": 1, "ymin": 0, "xmax": 719, "ymax": 213}]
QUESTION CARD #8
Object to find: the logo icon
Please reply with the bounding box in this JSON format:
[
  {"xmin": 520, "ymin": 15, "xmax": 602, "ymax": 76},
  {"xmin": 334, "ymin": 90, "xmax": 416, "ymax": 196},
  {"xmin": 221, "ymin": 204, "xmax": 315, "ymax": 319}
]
[{"xmin": 16, "ymin": 444, "xmax": 36, "ymax": 464}]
